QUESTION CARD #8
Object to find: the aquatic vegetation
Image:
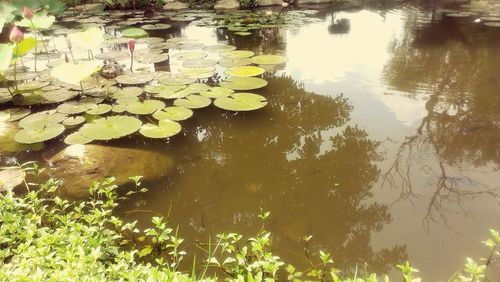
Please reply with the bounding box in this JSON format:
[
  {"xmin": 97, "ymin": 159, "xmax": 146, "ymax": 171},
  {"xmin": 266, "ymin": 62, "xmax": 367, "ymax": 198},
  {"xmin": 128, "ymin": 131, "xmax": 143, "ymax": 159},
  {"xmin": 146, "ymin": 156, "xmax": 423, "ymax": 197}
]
[
  {"xmin": 51, "ymin": 60, "xmax": 103, "ymax": 86},
  {"xmin": 225, "ymin": 65, "xmax": 265, "ymax": 77},
  {"xmin": 214, "ymin": 92, "xmax": 267, "ymax": 111},
  {"xmin": 139, "ymin": 119, "xmax": 182, "ymax": 139},
  {"xmin": 78, "ymin": 115, "xmax": 142, "ymax": 140},
  {"xmin": 251, "ymin": 54, "xmax": 288, "ymax": 65},
  {"xmin": 220, "ymin": 76, "xmax": 269, "ymax": 90}
]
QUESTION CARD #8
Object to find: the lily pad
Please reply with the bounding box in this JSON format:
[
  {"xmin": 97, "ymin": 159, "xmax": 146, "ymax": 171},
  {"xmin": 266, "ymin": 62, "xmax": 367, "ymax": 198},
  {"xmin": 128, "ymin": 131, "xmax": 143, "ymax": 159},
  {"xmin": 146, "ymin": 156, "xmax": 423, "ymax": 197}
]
[
  {"xmin": 172, "ymin": 51, "xmax": 208, "ymax": 60},
  {"xmin": 16, "ymin": 81, "xmax": 50, "ymax": 92},
  {"xmin": 148, "ymin": 42, "xmax": 179, "ymax": 50},
  {"xmin": 203, "ymin": 44, "xmax": 236, "ymax": 53},
  {"xmin": 218, "ymin": 57, "xmax": 252, "ymax": 67},
  {"xmin": 121, "ymin": 27, "xmax": 149, "ymax": 38},
  {"xmin": 68, "ymin": 27, "xmax": 104, "ymax": 50},
  {"xmin": 86, "ymin": 104, "xmax": 113, "ymax": 115},
  {"xmin": 251, "ymin": 55, "xmax": 288, "ymax": 65},
  {"xmin": 57, "ymin": 101, "xmax": 97, "ymax": 114},
  {"xmin": 145, "ymin": 84, "xmax": 186, "ymax": 94},
  {"xmin": 141, "ymin": 23, "xmax": 172, "ymax": 30},
  {"xmin": 220, "ymin": 50, "xmax": 255, "ymax": 59},
  {"xmin": 111, "ymin": 87, "xmax": 143, "ymax": 99},
  {"xmin": 40, "ymin": 89, "xmax": 78, "ymax": 104},
  {"xmin": 152, "ymin": 106, "xmax": 193, "ymax": 121},
  {"xmin": 173, "ymin": 95, "xmax": 211, "ymax": 109},
  {"xmin": 226, "ymin": 66, "xmax": 265, "ymax": 77},
  {"xmin": 135, "ymin": 53, "xmax": 169, "ymax": 64},
  {"xmin": 220, "ymin": 77, "xmax": 268, "ymax": 91},
  {"xmin": 179, "ymin": 67, "xmax": 215, "ymax": 79},
  {"xmin": 0, "ymin": 108, "xmax": 30, "ymax": 121},
  {"xmin": 14, "ymin": 123, "xmax": 65, "ymax": 144},
  {"xmin": 126, "ymin": 100, "xmax": 165, "ymax": 115},
  {"xmin": 214, "ymin": 93, "xmax": 267, "ymax": 111},
  {"xmin": 115, "ymin": 73, "xmax": 154, "ymax": 85},
  {"xmin": 63, "ymin": 116, "xmax": 86, "ymax": 126},
  {"xmin": 0, "ymin": 169, "xmax": 26, "ymax": 192},
  {"xmin": 182, "ymin": 59, "xmax": 218, "ymax": 68},
  {"xmin": 19, "ymin": 110, "xmax": 67, "ymax": 130},
  {"xmin": 64, "ymin": 131, "xmax": 93, "ymax": 145},
  {"xmin": 200, "ymin": 87, "xmax": 234, "ymax": 98},
  {"xmin": 79, "ymin": 115, "xmax": 142, "ymax": 140},
  {"xmin": 178, "ymin": 43, "xmax": 205, "ymax": 50},
  {"xmin": 139, "ymin": 120, "xmax": 182, "ymax": 139},
  {"xmin": 154, "ymin": 89, "xmax": 191, "ymax": 99},
  {"xmin": 185, "ymin": 83, "xmax": 211, "ymax": 93},
  {"xmin": 51, "ymin": 61, "xmax": 103, "ymax": 85},
  {"xmin": 158, "ymin": 74, "xmax": 196, "ymax": 86}
]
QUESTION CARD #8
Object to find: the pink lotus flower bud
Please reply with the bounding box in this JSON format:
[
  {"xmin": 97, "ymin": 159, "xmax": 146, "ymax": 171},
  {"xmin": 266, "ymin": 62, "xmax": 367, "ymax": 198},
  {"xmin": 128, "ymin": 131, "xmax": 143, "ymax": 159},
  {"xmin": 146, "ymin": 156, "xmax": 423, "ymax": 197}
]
[
  {"xmin": 9, "ymin": 26, "xmax": 24, "ymax": 43},
  {"xmin": 22, "ymin": 7, "xmax": 33, "ymax": 20},
  {"xmin": 265, "ymin": 10, "xmax": 273, "ymax": 16},
  {"xmin": 128, "ymin": 39, "xmax": 135, "ymax": 53}
]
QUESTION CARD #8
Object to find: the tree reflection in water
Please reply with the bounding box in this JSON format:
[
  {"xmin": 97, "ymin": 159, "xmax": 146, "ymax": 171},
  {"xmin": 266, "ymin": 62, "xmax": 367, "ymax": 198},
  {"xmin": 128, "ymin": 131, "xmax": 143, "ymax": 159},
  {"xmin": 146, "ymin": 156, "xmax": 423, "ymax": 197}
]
[
  {"xmin": 149, "ymin": 74, "xmax": 408, "ymax": 273},
  {"xmin": 382, "ymin": 8, "xmax": 500, "ymax": 231}
]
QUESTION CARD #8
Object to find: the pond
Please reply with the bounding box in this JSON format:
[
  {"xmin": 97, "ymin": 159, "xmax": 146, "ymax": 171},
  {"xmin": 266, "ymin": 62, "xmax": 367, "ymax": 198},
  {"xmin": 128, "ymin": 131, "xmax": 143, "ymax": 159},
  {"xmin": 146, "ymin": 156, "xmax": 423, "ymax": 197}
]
[{"xmin": 1, "ymin": 2, "xmax": 499, "ymax": 280}]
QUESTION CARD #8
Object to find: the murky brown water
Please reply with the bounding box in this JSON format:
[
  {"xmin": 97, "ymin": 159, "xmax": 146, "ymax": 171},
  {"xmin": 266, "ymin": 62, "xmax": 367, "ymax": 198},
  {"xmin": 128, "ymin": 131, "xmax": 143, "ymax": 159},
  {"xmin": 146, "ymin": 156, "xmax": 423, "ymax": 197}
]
[{"xmin": 2, "ymin": 3, "xmax": 500, "ymax": 280}]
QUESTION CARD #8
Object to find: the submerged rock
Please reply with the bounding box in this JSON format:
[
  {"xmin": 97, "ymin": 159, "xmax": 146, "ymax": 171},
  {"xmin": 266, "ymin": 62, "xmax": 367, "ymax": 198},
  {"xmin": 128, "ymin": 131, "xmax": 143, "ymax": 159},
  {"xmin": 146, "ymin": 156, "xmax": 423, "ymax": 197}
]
[{"xmin": 47, "ymin": 144, "xmax": 174, "ymax": 199}]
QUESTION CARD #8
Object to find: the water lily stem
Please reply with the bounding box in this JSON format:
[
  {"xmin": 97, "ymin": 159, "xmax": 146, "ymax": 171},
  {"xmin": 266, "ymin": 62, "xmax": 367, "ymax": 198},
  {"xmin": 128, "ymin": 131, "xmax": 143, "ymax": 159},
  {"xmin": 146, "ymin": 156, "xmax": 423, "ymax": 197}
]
[
  {"xmin": 31, "ymin": 20, "xmax": 50, "ymax": 64},
  {"xmin": 130, "ymin": 54, "xmax": 134, "ymax": 72},
  {"xmin": 14, "ymin": 44, "xmax": 19, "ymax": 93},
  {"xmin": 80, "ymin": 81, "xmax": 84, "ymax": 94}
]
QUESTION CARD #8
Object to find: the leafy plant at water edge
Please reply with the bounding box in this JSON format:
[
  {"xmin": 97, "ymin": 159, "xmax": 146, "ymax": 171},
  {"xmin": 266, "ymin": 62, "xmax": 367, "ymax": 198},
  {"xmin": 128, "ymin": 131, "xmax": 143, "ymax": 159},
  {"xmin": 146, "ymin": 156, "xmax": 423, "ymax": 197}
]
[{"xmin": 0, "ymin": 169, "xmax": 499, "ymax": 281}]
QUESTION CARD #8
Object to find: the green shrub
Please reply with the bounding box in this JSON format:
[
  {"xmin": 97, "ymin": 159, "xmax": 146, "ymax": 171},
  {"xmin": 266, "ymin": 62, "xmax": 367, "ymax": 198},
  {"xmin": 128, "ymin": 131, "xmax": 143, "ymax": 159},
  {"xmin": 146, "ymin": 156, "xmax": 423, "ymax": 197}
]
[{"xmin": 0, "ymin": 169, "xmax": 498, "ymax": 281}]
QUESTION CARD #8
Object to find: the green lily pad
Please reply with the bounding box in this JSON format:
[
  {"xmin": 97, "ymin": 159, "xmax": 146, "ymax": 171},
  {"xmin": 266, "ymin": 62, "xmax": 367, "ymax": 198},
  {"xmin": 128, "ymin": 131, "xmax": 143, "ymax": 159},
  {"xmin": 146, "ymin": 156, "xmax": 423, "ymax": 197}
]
[
  {"xmin": 173, "ymin": 95, "xmax": 211, "ymax": 109},
  {"xmin": 251, "ymin": 55, "xmax": 288, "ymax": 65},
  {"xmin": 0, "ymin": 168, "xmax": 26, "ymax": 192},
  {"xmin": 218, "ymin": 57, "xmax": 252, "ymax": 67},
  {"xmin": 0, "ymin": 111, "xmax": 10, "ymax": 122},
  {"xmin": 220, "ymin": 50, "xmax": 255, "ymax": 59},
  {"xmin": 172, "ymin": 51, "xmax": 208, "ymax": 60},
  {"xmin": 136, "ymin": 37, "xmax": 165, "ymax": 44},
  {"xmin": 51, "ymin": 61, "xmax": 103, "ymax": 85},
  {"xmin": 64, "ymin": 131, "xmax": 93, "ymax": 145},
  {"xmin": 16, "ymin": 11, "xmax": 55, "ymax": 29},
  {"xmin": 12, "ymin": 37, "xmax": 37, "ymax": 57},
  {"xmin": 68, "ymin": 27, "xmax": 104, "ymax": 50},
  {"xmin": 148, "ymin": 42, "xmax": 179, "ymax": 50},
  {"xmin": 115, "ymin": 73, "xmax": 154, "ymax": 85},
  {"xmin": 58, "ymin": 101, "xmax": 97, "ymax": 114},
  {"xmin": 126, "ymin": 100, "xmax": 165, "ymax": 115},
  {"xmin": 152, "ymin": 106, "xmax": 193, "ymax": 121},
  {"xmin": 63, "ymin": 116, "xmax": 86, "ymax": 126},
  {"xmin": 158, "ymin": 74, "xmax": 196, "ymax": 86},
  {"xmin": 154, "ymin": 89, "xmax": 190, "ymax": 99},
  {"xmin": 86, "ymin": 104, "xmax": 113, "ymax": 115},
  {"xmin": 220, "ymin": 77, "xmax": 268, "ymax": 91},
  {"xmin": 139, "ymin": 120, "xmax": 182, "ymax": 139},
  {"xmin": 0, "ymin": 44, "xmax": 13, "ymax": 74},
  {"xmin": 110, "ymin": 87, "xmax": 143, "ymax": 99},
  {"xmin": 200, "ymin": 87, "xmax": 234, "ymax": 98},
  {"xmin": 203, "ymin": 44, "xmax": 236, "ymax": 53},
  {"xmin": 16, "ymin": 81, "xmax": 50, "ymax": 92},
  {"xmin": 40, "ymin": 89, "xmax": 78, "ymax": 104},
  {"xmin": 214, "ymin": 93, "xmax": 267, "ymax": 111},
  {"xmin": 182, "ymin": 59, "xmax": 218, "ymax": 68},
  {"xmin": 179, "ymin": 67, "xmax": 215, "ymax": 79},
  {"xmin": 121, "ymin": 27, "xmax": 149, "ymax": 38},
  {"xmin": 135, "ymin": 53, "xmax": 169, "ymax": 64},
  {"xmin": 226, "ymin": 66, "xmax": 265, "ymax": 77},
  {"xmin": 178, "ymin": 43, "xmax": 205, "ymax": 50},
  {"xmin": 144, "ymin": 84, "xmax": 186, "ymax": 94},
  {"xmin": 1, "ymin": 108, "xmax": 31, "ymax": 122},
  {"xmin": 19, "ymin": 110, "xmax": 67, "ymax": 130},
  {"xmin": 12, "ymin": 92, "xmax": 45, "ymax": 106},
  {"xmin": 141, "ymin": 23, "xmax": 172, "ymax": 30},
  {"xmin": 185, "ymin": 83, "xmax": 211, "ymax": 94},
  {"xmin": 14, "ymin": 123, "xmax": 65, "ymax": 144},
  {"xmin": 79, "ymin": 115, "xmax": 142, "ymax": 140}
]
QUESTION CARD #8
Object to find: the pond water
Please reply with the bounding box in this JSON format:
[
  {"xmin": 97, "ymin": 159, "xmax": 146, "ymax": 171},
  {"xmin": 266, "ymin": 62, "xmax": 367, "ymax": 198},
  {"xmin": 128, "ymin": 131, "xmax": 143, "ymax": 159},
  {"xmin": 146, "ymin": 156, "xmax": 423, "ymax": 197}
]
[{"xmin": 1, "ymin": 2, "xmax": 500, "ymax": 280}]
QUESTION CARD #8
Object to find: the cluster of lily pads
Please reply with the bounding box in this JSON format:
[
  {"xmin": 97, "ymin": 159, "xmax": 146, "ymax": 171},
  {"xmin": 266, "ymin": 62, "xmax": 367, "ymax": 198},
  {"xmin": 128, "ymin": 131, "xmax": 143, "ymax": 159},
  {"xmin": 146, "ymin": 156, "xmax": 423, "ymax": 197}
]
[{"xmin": 0, "ymin": 7, "xmax": 292, "ymax": 148}]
